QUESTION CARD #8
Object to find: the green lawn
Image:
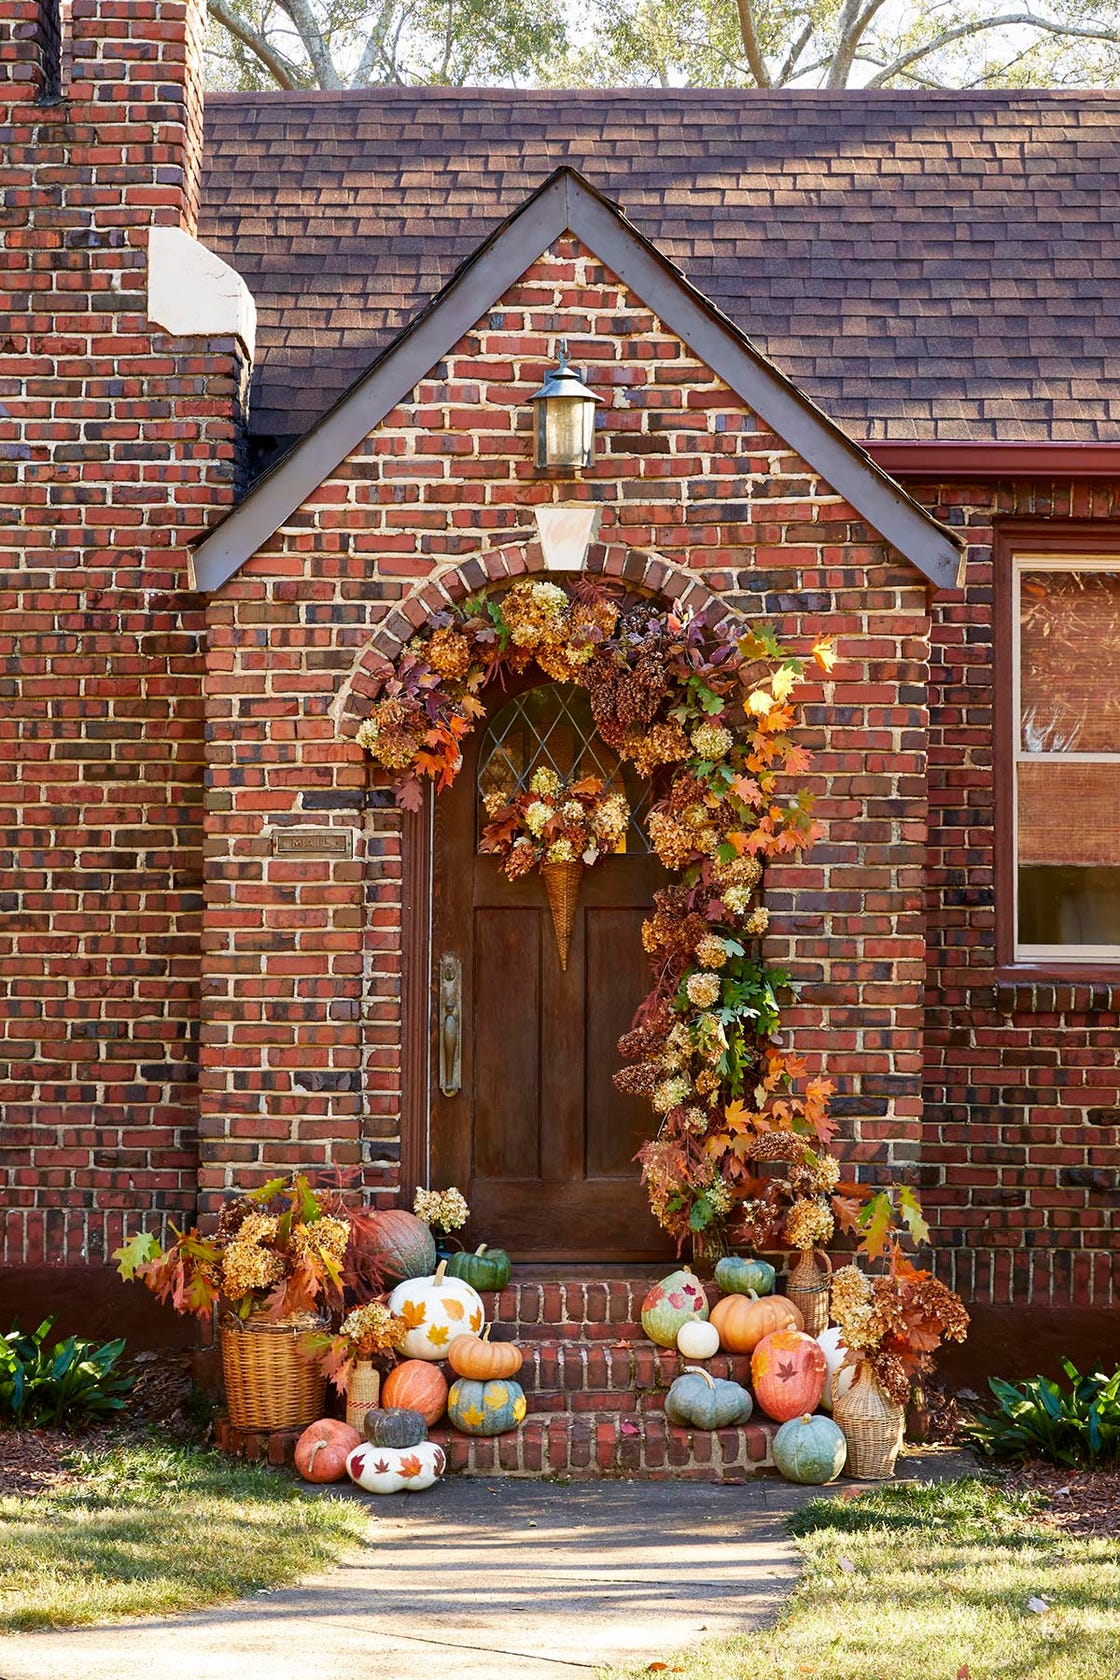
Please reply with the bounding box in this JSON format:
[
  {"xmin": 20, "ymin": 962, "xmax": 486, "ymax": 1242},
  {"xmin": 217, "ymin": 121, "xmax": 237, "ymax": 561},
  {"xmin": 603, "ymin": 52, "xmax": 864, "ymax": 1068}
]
[
  {"xmin": 624, "ymin": 1478, "xmax": 1120, "ymax": 1680},
  {"xmin": 0, "ymin": 1439, "xmax": 369, "ymax": 1630}
]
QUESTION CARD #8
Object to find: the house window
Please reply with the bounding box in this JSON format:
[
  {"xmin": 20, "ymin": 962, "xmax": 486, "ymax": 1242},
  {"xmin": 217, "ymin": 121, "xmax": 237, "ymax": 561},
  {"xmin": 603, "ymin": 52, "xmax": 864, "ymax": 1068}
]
[{"xmin": 1012, "ymin": 556, "xmax": 1120, "ymax": 964}]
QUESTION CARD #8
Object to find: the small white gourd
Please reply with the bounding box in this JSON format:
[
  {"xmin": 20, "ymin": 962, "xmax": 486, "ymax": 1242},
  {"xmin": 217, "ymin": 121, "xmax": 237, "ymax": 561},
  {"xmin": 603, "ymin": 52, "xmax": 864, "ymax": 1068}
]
[{"xmin": 676, "ymin": 1318, "xmax": 720, "ymax": 1360}]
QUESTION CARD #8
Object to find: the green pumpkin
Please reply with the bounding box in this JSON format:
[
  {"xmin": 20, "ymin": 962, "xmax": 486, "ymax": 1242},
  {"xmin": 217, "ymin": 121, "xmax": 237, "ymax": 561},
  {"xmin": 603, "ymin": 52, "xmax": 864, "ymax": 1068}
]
[
  {"xmin": 772, "ymin": 1412, "xmax": 847, "ymax": 1485},
  {"xmin": 364, "ymin": 1407, "xmax": 428, "ymax": 1450},
  {"xmin": 640, "ymin": 1268, "xmax": 709, "ymax": 1349},
  {"xmin": 714, "ymin": 1255, "xmax": 776, "ymax": 1297},
  {"xmin": 664, "ymin": 1365, "xmax": 753, "ymax": 1430},
  {"xmin": 446, "ymin": 1376, "xmax": 528, "ymax": 1436},
  {"xmin": 444, "ymin": 1243, "xmax": 512, "ymax": 1292}
]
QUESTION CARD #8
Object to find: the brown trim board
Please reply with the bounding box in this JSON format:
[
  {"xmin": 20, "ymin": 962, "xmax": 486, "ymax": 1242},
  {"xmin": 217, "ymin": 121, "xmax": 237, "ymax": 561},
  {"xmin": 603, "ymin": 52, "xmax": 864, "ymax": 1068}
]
[{"xmin": 191, "ymin": 168, "xmax": 964, "ymax": 595}]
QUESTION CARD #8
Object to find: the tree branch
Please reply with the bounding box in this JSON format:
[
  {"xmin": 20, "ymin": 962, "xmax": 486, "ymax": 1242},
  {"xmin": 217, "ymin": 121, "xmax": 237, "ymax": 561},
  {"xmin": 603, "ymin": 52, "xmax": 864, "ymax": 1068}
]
[
  {"xmin": 776, "ymin": 17, "xmax": 816, "ymax": 85},
  {"xmin": 865, "ymin": 12, "xmax": 1120, "ymax": 86},
  {"xmin": 272, "ymin": 0, "xmax": 344, "ymax": 87},
  {"xmin": 206, "ymin": 0, "xmax": 303, "ymax": 87},
  {"xmin": 352, "ymin": 1, "xmax": 403, "ymax": 85},
  {"xmin": 734, "ymin": 0, "xmax": 772, "ymax": 85}
]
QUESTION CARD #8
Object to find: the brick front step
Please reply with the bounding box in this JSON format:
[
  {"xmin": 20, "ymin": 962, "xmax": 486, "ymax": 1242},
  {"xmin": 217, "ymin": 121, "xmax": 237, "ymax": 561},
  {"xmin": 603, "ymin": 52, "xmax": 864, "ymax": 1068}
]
[
  {"xmin": 429, "ymin": 1412, "xmax": 776, "ymax": 1479},
  {"xmin": 214, "ymin": 1410, "xmax": 777, "ymax": 1481},
  {"xmin": 517, "ymin": 1339, "xmax": 753, "ymax": 1413},
  {"xmin": 479, "ymin": 1275, "xmax": 684, "ymax": 1341}
]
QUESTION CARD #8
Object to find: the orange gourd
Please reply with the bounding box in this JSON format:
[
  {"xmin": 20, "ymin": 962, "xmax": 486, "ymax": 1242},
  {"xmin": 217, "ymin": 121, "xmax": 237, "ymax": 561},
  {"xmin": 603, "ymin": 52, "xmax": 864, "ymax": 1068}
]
[
  {"xmin": 709, "ymin": 1289, "xmax": 803, "ymax": 1354},
  {"xmin": 294, "ymin": 1418, "xmax": 362, "ymax": 1483},
  {"xmin": 381, "ymin": 1358, "xmax": 449, "ymax": 1426},
  {"xmin": 448, "ymin": 1325, "xmax": 524, "ymax": 1381},
  {"xmin": 751, "ymin": 1329, "xmax": 827, "ymax": 1422}
]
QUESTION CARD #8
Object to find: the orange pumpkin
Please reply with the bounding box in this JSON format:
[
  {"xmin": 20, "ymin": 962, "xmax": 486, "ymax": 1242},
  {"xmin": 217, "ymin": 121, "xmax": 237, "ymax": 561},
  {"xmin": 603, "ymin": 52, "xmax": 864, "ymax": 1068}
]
[
  {"xmin": 294, "ymin": 1418, "xmax": 362, "ymax": 1483},
  {"xmin": 448, "ymin": 1325, "xmax": 524, "ymax": 1381},
  {"xmin": 750, "ymin": 1329, "xmax": 827, "ymax": 1422},
  {"xmin": 382, "ymin": 1358, "xmax": 449, "ymax": 1426},
  {"xmin": 709, "ymin": 1289, "xmax": 804, "ymax": 1354}
]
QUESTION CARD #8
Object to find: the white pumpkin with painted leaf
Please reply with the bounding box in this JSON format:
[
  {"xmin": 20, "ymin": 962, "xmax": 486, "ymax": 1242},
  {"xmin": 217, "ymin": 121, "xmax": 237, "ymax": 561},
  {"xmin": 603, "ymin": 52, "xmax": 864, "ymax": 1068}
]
[
  {"xmin": 817, "ymin": 1324, "xmax": 854, "ymax": 1412},
  {"xmin": 346, "ymin": 1438, "xmax": 445, "ymax": 1494},
  {"xmin": 676, "ymin": 1318, "xmax": 720, "ymax": 1361},
  {"xmin": 388, "ymin": 1259, "xmax": 485, "ymax": 1361}
]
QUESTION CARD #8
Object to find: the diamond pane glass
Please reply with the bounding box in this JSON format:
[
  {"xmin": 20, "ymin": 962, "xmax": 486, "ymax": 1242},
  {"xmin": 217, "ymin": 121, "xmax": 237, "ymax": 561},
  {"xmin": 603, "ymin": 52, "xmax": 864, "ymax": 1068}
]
[{"xmin": 477, "ymin": 683, "xmax": 651, "ymax": 851}]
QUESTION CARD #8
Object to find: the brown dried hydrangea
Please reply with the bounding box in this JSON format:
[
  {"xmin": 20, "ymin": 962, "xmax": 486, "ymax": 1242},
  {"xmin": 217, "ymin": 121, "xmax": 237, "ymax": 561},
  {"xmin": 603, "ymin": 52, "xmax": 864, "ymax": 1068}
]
[{"xmin": 423, "ymin": 626, "xmax": 473, "ymax": 680}]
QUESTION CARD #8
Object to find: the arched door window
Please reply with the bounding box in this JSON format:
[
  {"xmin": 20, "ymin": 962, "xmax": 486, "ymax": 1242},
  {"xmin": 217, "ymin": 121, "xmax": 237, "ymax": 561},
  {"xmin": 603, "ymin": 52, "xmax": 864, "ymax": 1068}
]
[{"xmin": 476, "ymin": 682, "xmax": 650, "ymax": 851}]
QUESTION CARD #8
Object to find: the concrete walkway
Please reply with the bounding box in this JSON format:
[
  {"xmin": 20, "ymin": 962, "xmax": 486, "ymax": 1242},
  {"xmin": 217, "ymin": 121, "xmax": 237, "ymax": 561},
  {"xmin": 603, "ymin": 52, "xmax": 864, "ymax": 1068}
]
[{"xmin": 0, "ymin": 1451, "xmax": 970, "ymax": 1680}]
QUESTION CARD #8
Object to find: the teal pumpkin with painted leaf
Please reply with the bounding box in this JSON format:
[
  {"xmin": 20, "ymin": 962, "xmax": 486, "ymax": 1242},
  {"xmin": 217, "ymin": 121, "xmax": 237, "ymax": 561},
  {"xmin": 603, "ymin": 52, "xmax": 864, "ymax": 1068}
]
[
  {"xmin": 447, "ymin": 1376, "xmax": 527, "ymax": 1437},
  {"xmin": 772, "ymin": 1412, "xmax": 847, "ymax": 1485},
  {"xmin": 640, "ymin": 1268, "xmax": 709, "ymax": 1348},
  {"xmin": 714, "ymin": 1255, "xmax": 776, "ymax": 1297}
]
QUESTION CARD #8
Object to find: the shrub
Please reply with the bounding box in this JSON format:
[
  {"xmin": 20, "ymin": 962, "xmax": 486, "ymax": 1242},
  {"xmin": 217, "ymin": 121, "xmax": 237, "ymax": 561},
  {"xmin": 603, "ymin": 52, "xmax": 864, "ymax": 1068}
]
[
  {"xmin": 968, "ymin": 1359, "xmax": 1120, "ymax": 1468},
  {"xmin": 0, "ymin": 1319, "xmax": 135, "ymax": 1428}
]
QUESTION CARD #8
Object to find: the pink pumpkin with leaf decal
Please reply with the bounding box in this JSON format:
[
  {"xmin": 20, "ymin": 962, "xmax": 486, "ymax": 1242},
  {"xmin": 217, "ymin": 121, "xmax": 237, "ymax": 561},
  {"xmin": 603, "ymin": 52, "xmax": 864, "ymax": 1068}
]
[{"xmin": 750, "ymin": 1328, "xmax": 827, "ymax": 1422}]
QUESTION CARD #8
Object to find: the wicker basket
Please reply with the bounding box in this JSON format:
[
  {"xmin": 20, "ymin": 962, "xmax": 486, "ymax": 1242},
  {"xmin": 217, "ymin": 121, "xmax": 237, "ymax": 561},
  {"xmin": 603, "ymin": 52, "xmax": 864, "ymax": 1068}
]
[
  {"xmin": 541, "ymin": 859, "xmax": 583, "ymax": 971},
  {"xmin": 220, "ymin": 1312, "xmax": 326, "ymax": 1433},
  {"xmin": 787, "ymin": 1249, "xmax": 832, "ymax": 1336},
  {"xmin": 832, "ymin": 1359, "xmax": 905, "ymax": 1479},
  {"xmin": 345, "ymin": 1360, "xmax": 381, "ymax": 1434}
]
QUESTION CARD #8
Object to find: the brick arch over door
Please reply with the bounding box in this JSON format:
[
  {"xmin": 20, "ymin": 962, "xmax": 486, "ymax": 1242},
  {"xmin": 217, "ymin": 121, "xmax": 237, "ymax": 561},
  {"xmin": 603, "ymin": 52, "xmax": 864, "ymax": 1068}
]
[{"xmin": 335, "ymin": 539, "xmax": 731, "ymax": 738}]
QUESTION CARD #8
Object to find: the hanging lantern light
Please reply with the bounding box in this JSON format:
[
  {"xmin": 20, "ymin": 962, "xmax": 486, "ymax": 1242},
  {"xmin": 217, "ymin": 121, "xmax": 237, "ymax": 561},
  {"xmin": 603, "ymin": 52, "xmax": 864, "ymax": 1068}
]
[{"xmin": 528, "ymin": 340, "xmax": 600, "ymax": 470}]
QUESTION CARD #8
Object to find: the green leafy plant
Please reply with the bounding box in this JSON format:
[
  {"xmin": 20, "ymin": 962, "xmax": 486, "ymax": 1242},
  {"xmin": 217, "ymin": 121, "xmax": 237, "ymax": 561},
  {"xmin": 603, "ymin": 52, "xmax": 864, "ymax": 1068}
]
[
  {"xmin": 968, "ymin": 1360, "xmax": 1120, "ymax": 1468},
  {"xmin": 0, "ymin": 1319, "xmax": 135, "ymax": 1427}
]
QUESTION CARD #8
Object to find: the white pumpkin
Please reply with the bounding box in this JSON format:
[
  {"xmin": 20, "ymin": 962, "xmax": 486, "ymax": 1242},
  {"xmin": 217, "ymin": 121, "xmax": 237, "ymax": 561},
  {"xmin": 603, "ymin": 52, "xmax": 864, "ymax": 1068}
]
[
  {"xmin": 388, "ymin": 1259, "xmax": 485, "ymax": 1361},
  {"xmin": 817, "ymin": 1325, "xmax": 854, "ymax": 1412},
  {"xmin": 676, "ymin": 1318, "xmax": 720, "ymax": 1361},
  {"xmin": 346, "ymin": 1438, "xmax": 445, "ymax": 1494}
]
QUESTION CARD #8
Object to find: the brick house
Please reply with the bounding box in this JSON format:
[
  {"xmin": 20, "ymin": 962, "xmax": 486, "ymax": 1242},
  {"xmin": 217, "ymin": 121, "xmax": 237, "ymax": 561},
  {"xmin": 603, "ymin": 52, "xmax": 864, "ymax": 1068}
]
[{"xmin": 2, "ymin": 0, "xmax": 1118, "ymax": 1395}]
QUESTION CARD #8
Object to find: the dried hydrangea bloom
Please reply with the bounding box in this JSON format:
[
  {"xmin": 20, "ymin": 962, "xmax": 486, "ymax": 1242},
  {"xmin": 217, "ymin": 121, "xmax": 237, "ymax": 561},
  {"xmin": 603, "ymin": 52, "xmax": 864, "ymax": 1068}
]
[
  {"xmin": 685, "ymin": 971, "xmax": 721, "ymax": 1009},
  {"xmin": 653, "ymin": 1075, "xmax": 692, "ymax": 1115},
  {"xmin": 690, "ymin": 721, "xmax": 734, "ymax": 760},
  {"xmin": 505, "ymin": 839, "xmax": 538, "ymax": 880},
  {"xmin": 746, "ymin": 906, "xmax": 770, "ymax": 935},
  {"xmin": 546, "ymin": 838, "xmax": 577, "ymax": 863},
  {"xmin": 424, "ymin": 626, "xmax": 473, "ymax": 680},
  {"xmin": 221, "ymin": 1241, "xmax": 285, "ymax": 1298},
  {"xmin": 524, "ymin": 800, "xmax": 554, "ymax": 837},
  {"xmin": 648, "ymin": 811, "xmax": 696, "ymax": 870},
  {"xmin": 339, "ymin": 1301, "xmax": 408, "ymax": 1357},
  {"xmin": 784, "ymin": 1196, "xmax": 835, "ymax": 1250},
  {"xmin": 529, "ymin": 766, "xmax": 563, "ymax": 799},
  {"xmin": 694, "ymin": 933, "xmax": 729, "ymax": 969},
  {"xmin": 290, "ymin": 1216, "xmax": 350, "ymax": 1262}
]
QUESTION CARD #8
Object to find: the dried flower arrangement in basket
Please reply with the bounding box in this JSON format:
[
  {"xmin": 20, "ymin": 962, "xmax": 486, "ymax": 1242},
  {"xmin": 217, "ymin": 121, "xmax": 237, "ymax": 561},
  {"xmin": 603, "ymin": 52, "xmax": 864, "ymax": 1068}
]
[{"xmin": 480, "ymin": 767, "xmax": 630, "ymax": 966}]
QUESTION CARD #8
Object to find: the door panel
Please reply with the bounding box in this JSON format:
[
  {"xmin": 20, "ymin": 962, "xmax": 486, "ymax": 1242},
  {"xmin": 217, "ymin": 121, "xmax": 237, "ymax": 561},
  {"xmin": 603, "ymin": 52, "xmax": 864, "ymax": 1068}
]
[{"xmin": 429, "ymin": 680, "xmax": 674, "ymax": 1262}]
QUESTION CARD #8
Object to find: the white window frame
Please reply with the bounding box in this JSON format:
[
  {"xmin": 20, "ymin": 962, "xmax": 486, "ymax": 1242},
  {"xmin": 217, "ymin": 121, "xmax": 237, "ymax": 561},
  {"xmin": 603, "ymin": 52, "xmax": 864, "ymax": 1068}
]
[{"xmin": 1012, "ymin": 551, "xmax": 1120, "ymax": 966}]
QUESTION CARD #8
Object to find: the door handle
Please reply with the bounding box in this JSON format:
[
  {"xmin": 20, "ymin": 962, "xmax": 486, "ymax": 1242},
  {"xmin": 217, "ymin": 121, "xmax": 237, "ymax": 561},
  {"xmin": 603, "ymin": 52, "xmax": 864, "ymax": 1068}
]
[{"xmin": 438, "ymin": 952, "xmax": 462, "ymax": 1097}]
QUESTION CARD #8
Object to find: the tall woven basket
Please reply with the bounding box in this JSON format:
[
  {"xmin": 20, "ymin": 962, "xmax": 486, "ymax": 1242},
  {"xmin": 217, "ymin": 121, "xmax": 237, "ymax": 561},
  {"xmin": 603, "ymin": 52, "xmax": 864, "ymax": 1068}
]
[
  {"xmin": 220, "ymin": 1313, "xmax": 326, "ymax": 1433},
  {"xmin": 787, "ymin": 1249, "xmax": 832, "ymax": 1336},
  {"xmin": 832, "ymin": 1359, "xmax": 905, "ymax": 1480},
  {"xmin": 541, "ymin": 859, "xmax": 583, "ymax": 971},
  {"xmin": 345, "ymin": 1361, "xmax": 381, "ymax": 1433}
]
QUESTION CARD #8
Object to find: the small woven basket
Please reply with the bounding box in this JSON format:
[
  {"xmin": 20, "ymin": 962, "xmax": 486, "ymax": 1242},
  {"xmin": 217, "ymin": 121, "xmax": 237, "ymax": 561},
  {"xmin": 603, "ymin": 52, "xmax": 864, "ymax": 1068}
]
[
  {"xmin": 220, "ymin": 1312, "xmax": 326, "ymax": 1433},
  {"xmin": 345, "ymin": 1360, "xmax": 381, "ymax": 1434},
  {"xmin": 541, "ymin": 859, "xmax": 583, "ymax": 971},
  {"xmin": 832, "ymin": 1359, "xmax": 905, "ymax": 1480},
  {"xmin": 787, "ymin": 1248, "xmax": 832, "ymax": 1336}
]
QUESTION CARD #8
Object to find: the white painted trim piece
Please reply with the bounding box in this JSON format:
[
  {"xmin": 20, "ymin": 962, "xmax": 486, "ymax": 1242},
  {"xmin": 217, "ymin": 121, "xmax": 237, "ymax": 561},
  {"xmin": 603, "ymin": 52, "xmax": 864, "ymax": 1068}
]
[
  {"xmin": 147, "ymin": 226, "xmax": 257, "ymax": 358},
  {"xmin": 534, "ymin": 504, "xmax": 603, "ymax": 570}
]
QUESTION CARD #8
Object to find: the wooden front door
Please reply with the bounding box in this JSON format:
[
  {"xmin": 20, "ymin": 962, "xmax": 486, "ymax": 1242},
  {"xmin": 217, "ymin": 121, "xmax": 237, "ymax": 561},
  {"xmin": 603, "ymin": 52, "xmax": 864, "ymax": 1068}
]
[{"xmin": 429, "ymin": 681, "xmax": 673, "ymax": 1262}]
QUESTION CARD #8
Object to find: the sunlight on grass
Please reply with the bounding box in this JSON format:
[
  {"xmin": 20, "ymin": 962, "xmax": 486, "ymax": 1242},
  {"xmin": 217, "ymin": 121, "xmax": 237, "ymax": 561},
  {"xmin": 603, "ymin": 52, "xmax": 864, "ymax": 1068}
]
[
  {"xmin": 0, "ymin": 1439, "xmax": 369, "ymax": 1630},
  {"xmin": 615, "ymin": 1478, "xmax": 1120, "ymax": 1680}
]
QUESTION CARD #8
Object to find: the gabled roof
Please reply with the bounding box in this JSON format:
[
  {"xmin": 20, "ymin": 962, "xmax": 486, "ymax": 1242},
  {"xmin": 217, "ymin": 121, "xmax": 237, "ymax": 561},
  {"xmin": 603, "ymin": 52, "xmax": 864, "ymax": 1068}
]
[
  {"xmin": 200, "ymin": 87, "xmax": 1120, "ymax": 447},
  {"xmin": 192, "ymin": 168, "xmax": 963, "ymax": 594}
]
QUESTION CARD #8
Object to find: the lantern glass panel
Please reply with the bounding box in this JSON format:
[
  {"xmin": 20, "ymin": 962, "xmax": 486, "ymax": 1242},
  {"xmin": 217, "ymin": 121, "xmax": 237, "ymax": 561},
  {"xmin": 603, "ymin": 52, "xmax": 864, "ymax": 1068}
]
[{"xmin": 538, "ymin": 395, "xmax": 593, "ymax": 469}]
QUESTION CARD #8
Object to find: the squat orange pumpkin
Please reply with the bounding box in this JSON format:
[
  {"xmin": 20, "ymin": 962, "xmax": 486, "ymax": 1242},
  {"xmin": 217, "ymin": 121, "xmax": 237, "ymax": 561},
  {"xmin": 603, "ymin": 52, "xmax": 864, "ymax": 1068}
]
[
  {"xmin": 381, "ymin": 1359, "xmax": 449, "ymax": 1426},
  {"xmin": 294, "ymin": 1418, "xmax": 362, "ymax": 1483},
  {"xmin": 710, "ymin": 1290, "xmax": 803, "ymax": 1354},
  {"xmin": 750, "ymin": 1328, "xmax": 827, "ymax": 1422}
]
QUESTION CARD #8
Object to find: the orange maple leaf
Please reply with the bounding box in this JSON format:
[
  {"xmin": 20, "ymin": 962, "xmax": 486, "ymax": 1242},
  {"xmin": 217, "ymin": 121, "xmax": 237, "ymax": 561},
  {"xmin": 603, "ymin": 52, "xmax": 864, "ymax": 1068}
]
[
  {"xmin": 426, "ymin": 1324, "xmax": 450, "ymax": 1347},
  {"xmin": 397, "ymin": 1454, "xmax": 423, "ymax": 1479},
  {"xmin": 397, "ymin": 1298, "xmax": 427, "ymax": 1329}
]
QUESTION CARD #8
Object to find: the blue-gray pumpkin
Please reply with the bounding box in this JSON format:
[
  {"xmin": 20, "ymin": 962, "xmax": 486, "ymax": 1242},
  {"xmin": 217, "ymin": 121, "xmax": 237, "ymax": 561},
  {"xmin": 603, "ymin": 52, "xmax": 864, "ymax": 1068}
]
[
  {"xmin": 772, "ymin": 1412, "xmax": 847, "ymax": 1484},
  {"xmin": 664, "ymin": 1365, "xmax": 753, "ymax": 1430},
  {"xmin": 714, "ymin": 1255, "xmax": 776, "ymax": 1297},
  {"xmin": 446, "ymin": 1376, "xmax": 527, "ymax": 1436}
]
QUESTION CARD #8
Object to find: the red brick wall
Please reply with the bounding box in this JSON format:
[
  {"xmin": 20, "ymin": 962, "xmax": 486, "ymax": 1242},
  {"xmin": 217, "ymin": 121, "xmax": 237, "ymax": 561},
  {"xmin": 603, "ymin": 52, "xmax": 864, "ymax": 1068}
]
[
  {"xmin": 0, "ymin": 0, "xmax": 246, "ymax": 1265},
  {"xmin": 201, "ymin": 238, "xmax": 933, "ymax": 1239},
  {"xmin": 915, "ymin": 479, "xmax": 1120, "ymax": 1308}
]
